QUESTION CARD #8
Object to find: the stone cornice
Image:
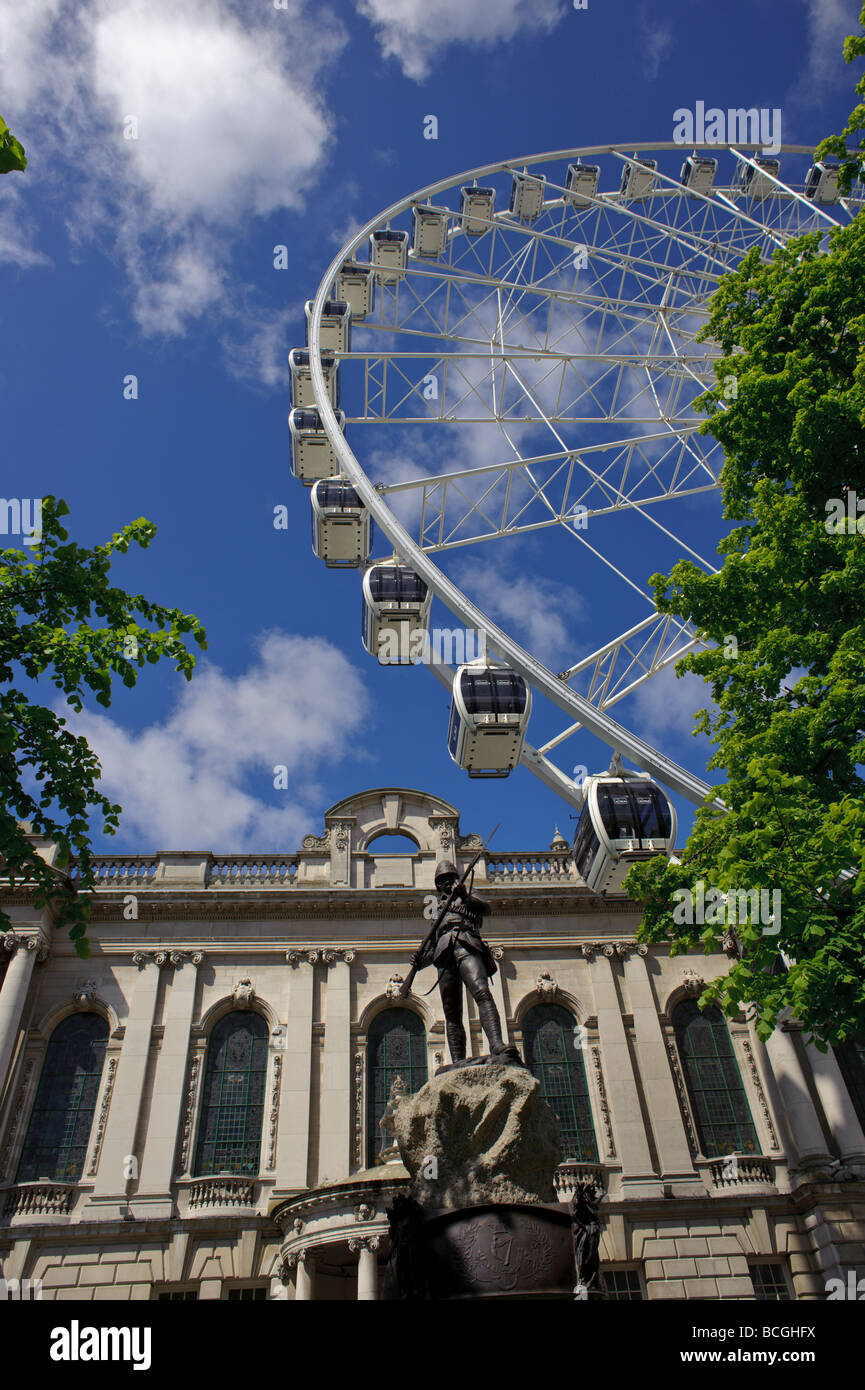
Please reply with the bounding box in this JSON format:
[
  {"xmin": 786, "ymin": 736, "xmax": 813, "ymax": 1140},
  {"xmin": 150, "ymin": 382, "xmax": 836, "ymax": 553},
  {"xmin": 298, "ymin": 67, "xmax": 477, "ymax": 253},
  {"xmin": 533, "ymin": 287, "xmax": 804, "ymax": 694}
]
[{"xmin": 71, "ymin": 888, "xmax": 638, "ymax": 924}]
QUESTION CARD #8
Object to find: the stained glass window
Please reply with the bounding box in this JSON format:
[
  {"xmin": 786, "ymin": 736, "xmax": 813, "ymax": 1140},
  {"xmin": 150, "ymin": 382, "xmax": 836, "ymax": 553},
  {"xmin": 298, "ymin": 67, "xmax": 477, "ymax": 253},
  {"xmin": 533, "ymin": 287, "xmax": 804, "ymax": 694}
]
[
  {"xmin": 367, "ymin": 1008, "xmax": 427, "ymax": 1164},
  {"xmin": 17, "ymin": 1013, "xmax": 108, "ymax": 1183},
  {"xmin": 673, "ymin": 1001, "xmax": 758, "ymax": 1157},
  {"xmin": 194, "ymin": 1012, "xmax": 268, "ymax": 1176},
  {"xmin": 834, "ymin": 1037, "xmax": 865, "ymax": 1133},
  {"xmin": 523, "ymin": 1004, "xmax": 598, "ymax": 1163}
]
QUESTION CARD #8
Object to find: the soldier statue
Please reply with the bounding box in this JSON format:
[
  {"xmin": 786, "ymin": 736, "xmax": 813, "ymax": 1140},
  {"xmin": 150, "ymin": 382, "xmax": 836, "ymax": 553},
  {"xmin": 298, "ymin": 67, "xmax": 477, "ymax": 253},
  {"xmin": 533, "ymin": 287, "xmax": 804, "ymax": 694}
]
[{"xmin": 403, "ymin": 859, "xmax": 521, "ymax": 1067}]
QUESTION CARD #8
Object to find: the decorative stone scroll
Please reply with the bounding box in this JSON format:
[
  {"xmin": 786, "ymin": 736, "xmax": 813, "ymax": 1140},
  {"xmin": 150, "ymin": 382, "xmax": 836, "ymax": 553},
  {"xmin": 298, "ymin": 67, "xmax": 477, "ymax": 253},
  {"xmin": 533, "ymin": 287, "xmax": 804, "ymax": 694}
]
[
  {"xmin": 352, "ymin": 1053, "xmax": 364, "ymax": 1167},
  {"xmin": 741, "ymin": 1038, "xmax": 780, "ymax": 1151},
  {"xmin": 177, "ymin": 1055, "xmax": 202, "ymax": 1173},
  {"xmin": 87, "ymin": 1056, "xmax": 118, "ymax": 1176},
  {"xmin": 590, "ymin": 1047, "xmax": 616, "ymax": 1160},
  {"xmin": 267, "ymin": 1055, "xmax": 282, "ymax": 1169}
]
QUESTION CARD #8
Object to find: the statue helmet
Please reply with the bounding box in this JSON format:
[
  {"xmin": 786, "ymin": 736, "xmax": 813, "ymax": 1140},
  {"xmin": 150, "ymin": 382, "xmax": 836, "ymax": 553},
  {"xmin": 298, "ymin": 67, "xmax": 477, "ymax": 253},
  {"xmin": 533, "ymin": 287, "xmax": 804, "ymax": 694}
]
[{"xmin": 434, "ymin": 859, "xmax": 459, "ymax": 886}]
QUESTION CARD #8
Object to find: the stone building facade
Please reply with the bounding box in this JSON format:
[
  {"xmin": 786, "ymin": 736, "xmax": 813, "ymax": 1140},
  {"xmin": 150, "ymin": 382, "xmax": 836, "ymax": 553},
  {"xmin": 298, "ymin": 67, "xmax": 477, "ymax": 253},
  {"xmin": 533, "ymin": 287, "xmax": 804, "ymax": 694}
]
[{"xmin": 0, "ymin": 786, "xmax": 863, "ymax": 1302}]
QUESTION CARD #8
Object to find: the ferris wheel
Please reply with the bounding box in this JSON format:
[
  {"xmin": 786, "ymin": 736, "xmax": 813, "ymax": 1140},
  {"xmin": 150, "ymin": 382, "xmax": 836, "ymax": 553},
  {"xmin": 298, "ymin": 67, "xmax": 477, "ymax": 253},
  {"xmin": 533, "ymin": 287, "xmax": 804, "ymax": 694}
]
[{"xmin": 293, "ymin": 143, "xmax": 855, "ymax": 843}]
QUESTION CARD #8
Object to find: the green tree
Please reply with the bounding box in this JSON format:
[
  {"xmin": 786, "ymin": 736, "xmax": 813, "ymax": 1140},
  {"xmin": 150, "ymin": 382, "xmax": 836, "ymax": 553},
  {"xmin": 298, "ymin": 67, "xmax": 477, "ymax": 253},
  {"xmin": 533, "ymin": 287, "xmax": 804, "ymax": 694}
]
[
  {"xmin": 1, "ymin": 499, "xmax": 207, "ymax": 957},
  {"xmin": 815, "ymin": 3, "xmax": 865, "ymax": 194},
  {"xmin": 0, "ymin": 115, "xmax": 27, "ymax": 174},
  {"xmin": 624, "ymin": 212, "xmax": 865, "ymax": 1048}
]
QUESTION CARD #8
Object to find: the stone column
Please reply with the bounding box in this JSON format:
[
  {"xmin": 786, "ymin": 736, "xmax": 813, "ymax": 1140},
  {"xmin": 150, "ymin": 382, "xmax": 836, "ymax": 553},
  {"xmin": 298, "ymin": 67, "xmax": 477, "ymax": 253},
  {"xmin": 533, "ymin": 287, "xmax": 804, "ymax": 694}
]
[
  {"xmin": 136, "ymin": 951, "xmax": 202, "ymax": 1214},
  {"xmin": 489, "ymin": 948, "xmax": 510, "ymax": 1046},
  {"xmin": 319, "ymin": 950, "xmax": 354, "ymax": 1183},
  {"xmin": 805, "ymin": 1042, "xmax": 865, "ymax": 1164},
  {"xmin": 291, "ymin": 1249, "xmax": 313, "ymax": 1301},
  {"xmin": 621, "ymin": 946, "xmax": 700, "ymax": 1188},
  {"xmin": 584, "ymin": 944, "xmax": 660, "ymax": 1197},
  {"xmin": 0, "ymin": 936, "xmax": 43, "ymax": 1102},
  {"xmin": 350, "ymin": 1235, "xmax": 381, "ymax": 1301},
  {"xmin": 87, "ymin": 952, "xmax": 165, "ymax": 1217},
  {"xmin": 277, "ymin": 951, "xmax": 317, "ymax": 1188},
  {"xmin": 763, "ymin": 1020, "xmax": 831, "ymax": 1167}
]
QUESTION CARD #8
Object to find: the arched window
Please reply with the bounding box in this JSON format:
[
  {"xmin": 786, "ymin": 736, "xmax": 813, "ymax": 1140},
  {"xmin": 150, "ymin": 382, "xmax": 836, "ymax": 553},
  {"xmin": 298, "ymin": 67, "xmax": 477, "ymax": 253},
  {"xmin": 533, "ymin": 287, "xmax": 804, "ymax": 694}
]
[
  {"xmin": 673, "ymin": 1000, "xmax": 758, "ymax": 1156},
  {"xmin": 366, "ymin": 834, "xmax": 419, "ymax": 853},
  {"xmin": 523, "ymin": 1004, "xmax": 598, "ymax": 1163},
  {"xmin": 367, "ymin": 1008, "xmax": 427, "ymax": 1164},
  {"xmin": 17, "ymin": 1013, "xmax": 109, "ymax": 1183},
  {"xmin": 194, "ymin": 1012, "xmax": 268, "ymax": 1176},
  {"xmin": 834, "ymin": 1037, "xmax": 865, "ymax": 1132}
]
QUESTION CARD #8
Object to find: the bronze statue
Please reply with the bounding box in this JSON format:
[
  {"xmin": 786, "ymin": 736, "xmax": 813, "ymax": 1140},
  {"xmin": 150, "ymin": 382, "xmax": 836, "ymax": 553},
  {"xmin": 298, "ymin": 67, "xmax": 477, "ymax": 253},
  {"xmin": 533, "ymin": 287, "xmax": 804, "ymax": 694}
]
[{"xmin": 402, "ymin": 858, "xmax": 521, "ymax": 1067}]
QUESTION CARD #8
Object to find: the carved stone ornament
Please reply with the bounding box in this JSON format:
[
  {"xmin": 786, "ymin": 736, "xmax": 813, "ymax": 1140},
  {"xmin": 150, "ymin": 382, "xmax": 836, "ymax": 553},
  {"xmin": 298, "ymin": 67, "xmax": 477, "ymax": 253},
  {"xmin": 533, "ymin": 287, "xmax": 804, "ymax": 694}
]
[
  {"xmin": 385, "ymin": 973, "xmax": 405, "ymax": 1001},
  {"xmin": 333, "ymin": 822, "xmax": 351, "ymax": 853},
  {"xmin": 536, "ymin": 970, "xmax": 558, "ymax": 1000},
  {"xmin": 682, "ymin": 968, "xmax": 704, "ymax": 997},
  {"xmin": 232, "ymin": 978, "xmax": 255, "ymax": 1008},
  {"xmin": 355, "ymin": 1203, "xmax": 374, "ymax": 1222},
  {"xmin": 287, "ymin": 949, "xmax": 319, "ymax": 967},
  {"xmin": 302, "ymin": 830, "xmax": 331, "ymax": 851},
  {"xmin": 73, "ymin": 978, "xmax": 98, "ymax": 1007},
  {"xmin": 349, "ymin": 1235, "xmax": 381, "ymax": 1254},
  {"xmin": 457, "ymin": 833, "xmax": 483, "ymax": 850}
]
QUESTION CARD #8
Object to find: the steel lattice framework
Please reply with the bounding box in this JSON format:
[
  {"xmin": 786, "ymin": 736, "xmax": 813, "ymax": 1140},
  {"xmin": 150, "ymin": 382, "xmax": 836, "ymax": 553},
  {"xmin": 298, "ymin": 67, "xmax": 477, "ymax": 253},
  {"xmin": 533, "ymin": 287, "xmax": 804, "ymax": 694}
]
[{"xmin": 305, "ymin": 143, "xmax": 857, "ymax": 811}]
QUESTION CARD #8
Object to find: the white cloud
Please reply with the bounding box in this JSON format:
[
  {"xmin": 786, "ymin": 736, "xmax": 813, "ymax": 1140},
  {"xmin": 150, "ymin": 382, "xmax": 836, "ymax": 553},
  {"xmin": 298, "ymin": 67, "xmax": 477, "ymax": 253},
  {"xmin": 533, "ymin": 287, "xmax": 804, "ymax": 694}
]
[
  {"xmin": 638, "ymin": 9, "xmax": 673, "ymax": 81},
  {"xmin": 0, "ymin": 0, "xmax": 345, "ymax": 340},
  {"xmin": 627, "ymin": 661, "xmax": 715, "ymax": 742},
  {"xmin": 455, "ymin": 553, "xmax": 584, "ymax": 665},
  {"xmin": 67, "ymin": 631, "xmax": 372, "ymax": 848},
  {"xmin": 355, "ymin": 0, "xmax": 567, "ymax": 81},
  {"xmin": 795, "ymin": 0, "xmax": 860, "ymax": 96}
]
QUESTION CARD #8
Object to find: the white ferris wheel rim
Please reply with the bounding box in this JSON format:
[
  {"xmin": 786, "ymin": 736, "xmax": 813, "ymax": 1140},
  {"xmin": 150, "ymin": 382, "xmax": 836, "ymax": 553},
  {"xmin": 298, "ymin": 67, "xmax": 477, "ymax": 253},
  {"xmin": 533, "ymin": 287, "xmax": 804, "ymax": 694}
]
[{"xmin": 306, "ymin": 142, "xmax": 850, "ymax": 811}]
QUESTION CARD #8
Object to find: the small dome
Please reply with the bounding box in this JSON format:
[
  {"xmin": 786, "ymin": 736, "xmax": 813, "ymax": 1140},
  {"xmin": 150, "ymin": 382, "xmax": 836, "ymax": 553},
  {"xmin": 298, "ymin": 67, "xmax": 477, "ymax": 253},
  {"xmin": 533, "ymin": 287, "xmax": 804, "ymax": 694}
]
[{"xmin": 550, "ymin": 826, "xmax": 568, "ymax": 850}]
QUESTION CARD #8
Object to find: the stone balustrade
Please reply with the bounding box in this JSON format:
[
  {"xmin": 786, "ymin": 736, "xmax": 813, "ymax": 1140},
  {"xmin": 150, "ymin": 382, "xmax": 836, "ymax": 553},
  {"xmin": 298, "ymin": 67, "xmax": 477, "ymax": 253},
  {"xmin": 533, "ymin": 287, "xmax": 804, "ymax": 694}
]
[
  {"xmin": 4, "ymin": 1182, "xmax": 76, "ymax": 1217},
  {"xmin": 184, "ymin": 1177, "xmax": 258, "ymax": 1210}
]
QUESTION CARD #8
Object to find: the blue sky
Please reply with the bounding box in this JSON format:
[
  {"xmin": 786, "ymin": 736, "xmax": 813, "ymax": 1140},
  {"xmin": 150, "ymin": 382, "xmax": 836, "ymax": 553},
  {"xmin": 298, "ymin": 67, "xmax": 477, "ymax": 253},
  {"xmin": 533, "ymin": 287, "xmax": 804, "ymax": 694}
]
[{"xmin": 1, "ymin": 0, "xmax": 860, "ymax": 856}]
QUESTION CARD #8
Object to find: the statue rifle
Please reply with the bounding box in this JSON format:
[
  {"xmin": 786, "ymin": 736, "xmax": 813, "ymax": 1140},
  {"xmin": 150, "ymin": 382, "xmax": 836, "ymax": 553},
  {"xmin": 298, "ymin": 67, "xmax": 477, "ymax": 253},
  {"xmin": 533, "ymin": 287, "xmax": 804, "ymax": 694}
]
[{"xmin": 399, "ymin": 823, "xmax": 500, "ymax": 999}]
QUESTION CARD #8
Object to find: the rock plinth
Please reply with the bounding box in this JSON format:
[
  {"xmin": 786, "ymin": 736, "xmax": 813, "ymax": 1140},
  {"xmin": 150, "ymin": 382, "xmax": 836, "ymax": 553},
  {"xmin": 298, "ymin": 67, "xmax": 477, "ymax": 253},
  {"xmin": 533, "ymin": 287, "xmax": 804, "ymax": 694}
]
[{"xmin": 393, "ymin": 1062, "xmax": 561, "ymax": 1209}]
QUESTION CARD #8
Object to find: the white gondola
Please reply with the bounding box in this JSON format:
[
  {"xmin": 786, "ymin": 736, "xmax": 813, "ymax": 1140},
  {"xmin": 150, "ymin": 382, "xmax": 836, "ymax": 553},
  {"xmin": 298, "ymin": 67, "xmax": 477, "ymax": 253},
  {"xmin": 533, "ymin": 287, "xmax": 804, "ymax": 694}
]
[
  {"xmin": 805, "ymin": 161, "xmax": 840, "ymax": 204},
  {"xmin": 305, "ymin": 299, "xmax": 351, "ymax": 354},
  {"xmin": 370, "ymin": 229, "xmax": 410, "ymax": 281},
  {"xmin": 447, "ymin": 660, "xmax": 531, "ymax": 777},
  {"xmin": 572, "ymin": 769, "xmax": 677, "ymax": 893},
  {"xmin": 509, "ymin": 171, "xmax": 546, "ymax": 222},
  {"xmin": 411, "ymin": 205, "xmax": 449, "ymax": 259},
  {"xmin": 741, "ymin": 157, "xmax": 780, "ymax": 199},
  {"xmin": 289, "ymin": 407, "xmax": 346, "ymax": 485},
  {"xmin": 619, "ymin": 157, "xmax": 657, "ymax": 202},
  {"xmin": 460, "ymin": 185, "xmax": 496, "ymax": 235},
  {"xmin": 565, "ymin": 162, "xmax": 600, "ymax": 206},
  {"xmin": 288, "ymin": 348, "xmax": 338, "ymax": 409},
  {"xmin": 680, "ymin": 154, "xmax": 717, "ymax": 196},
  {"xmin": 310, "ymin": 479, "xmax": 371, "ymax": 568},
  {"xmin": 335, "ymin": 261, "xmax": 375, "ymax": 321},
  {"xmin": 361, "ymin": 562, "xmax": 432, "ymax": 664}
]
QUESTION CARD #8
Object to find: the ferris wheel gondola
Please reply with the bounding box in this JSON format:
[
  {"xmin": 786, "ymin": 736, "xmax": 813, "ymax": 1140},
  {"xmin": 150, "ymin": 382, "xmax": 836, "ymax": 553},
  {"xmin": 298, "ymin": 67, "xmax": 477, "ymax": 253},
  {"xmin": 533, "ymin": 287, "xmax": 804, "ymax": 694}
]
[
  {"xmin": 361, "ymin": 562, "xmax": 432, "ymax": 664},
  {"xmin": 310, "ymin": 479, "xmax": 371, "ymax": 567},
  {"xmin": 305, "ymin": 299, "xmax": 351, "ymax": 354},
  {"xmin": 572, "ymin": 769, "xmax": 677, "ymax": 894},
  {"xmin": 289, "ymin": 348, "xmax": 338, "ymax": 410},
  {"xmin": 447, "ymin": 661, "xmax": 532, "ymax": 778},
  {"xmin": 288, "ymin": 408, "xmax": 347, "ymax": 484}
]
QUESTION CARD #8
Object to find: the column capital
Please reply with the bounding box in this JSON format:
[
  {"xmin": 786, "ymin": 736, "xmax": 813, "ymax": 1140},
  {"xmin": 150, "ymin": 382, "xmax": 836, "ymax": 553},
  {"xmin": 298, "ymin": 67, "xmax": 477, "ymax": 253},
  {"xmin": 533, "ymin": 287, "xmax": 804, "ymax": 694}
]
[
  {"xmin": 321, "ymin": 948, "xmax": 356, "ymax": 966},
  {"xmin": 3, "ymin": 931, "xmax": 48, "ymax": 962},
  {"xmin": 348, "ymin": 1235, "xmax": 381, "ymax": 1254},
  {"xmin": 132, "ymin": 950, "xmax": 170, "ymax": 968},
  {"xmin": 170, "ymin": 950, "xmax": 203, "ymax": 968},
  {"xmin": 285, "ymin": 1247, "xmax": 309, "ymax": 1268},
  {"xmin": 287, "ymin": 949, "xmax": 318, "ymax": 967}
]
